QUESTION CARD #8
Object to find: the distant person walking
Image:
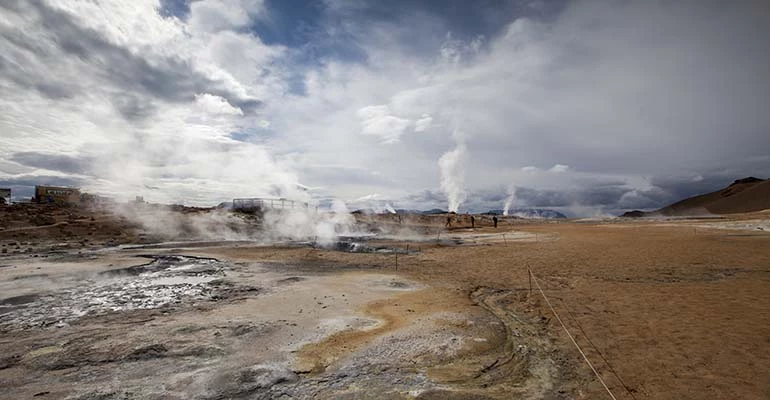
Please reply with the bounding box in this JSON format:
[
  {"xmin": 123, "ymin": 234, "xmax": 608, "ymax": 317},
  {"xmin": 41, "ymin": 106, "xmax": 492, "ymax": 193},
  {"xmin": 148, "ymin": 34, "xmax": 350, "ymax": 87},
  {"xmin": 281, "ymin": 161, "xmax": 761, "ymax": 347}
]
[
  {"xmin": 471, "ymin": 215, "xmax": 475, "ymax": 228},
  {"xmin": 446, "ymin": 216, "xmax": 451, "ymax": 228},
  {"xmin": 493, "ymin": 216, "xmax": 498, "ymax": 228}
]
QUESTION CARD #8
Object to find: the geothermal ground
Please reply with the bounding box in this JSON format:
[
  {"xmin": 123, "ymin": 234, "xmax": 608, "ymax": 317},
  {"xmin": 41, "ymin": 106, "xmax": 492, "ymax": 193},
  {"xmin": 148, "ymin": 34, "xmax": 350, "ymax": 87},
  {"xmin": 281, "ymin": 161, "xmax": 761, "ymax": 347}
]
[{"xmin": 1, "ymin": 206, "xmax": 770, "ymax": 399}]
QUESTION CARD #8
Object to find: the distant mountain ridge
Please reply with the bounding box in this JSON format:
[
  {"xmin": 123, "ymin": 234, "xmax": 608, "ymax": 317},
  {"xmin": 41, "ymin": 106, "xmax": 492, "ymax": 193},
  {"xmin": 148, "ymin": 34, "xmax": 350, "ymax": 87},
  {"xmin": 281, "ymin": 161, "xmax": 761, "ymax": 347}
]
[
  {"xmin": 622, "ymin": 177, "xmax": 770, "ymax": 217},
  {"xmin": 482, "ymin": 208, "xmax": 568, "ymax": 219}
]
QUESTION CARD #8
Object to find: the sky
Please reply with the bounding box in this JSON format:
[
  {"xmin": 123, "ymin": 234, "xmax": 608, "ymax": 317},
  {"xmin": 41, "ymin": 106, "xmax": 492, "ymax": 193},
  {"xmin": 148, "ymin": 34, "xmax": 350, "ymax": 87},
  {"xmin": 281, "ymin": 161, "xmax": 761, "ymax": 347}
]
[{"xmin": 1, "ymin": 0, "xmax": 769, "ymax": 216}]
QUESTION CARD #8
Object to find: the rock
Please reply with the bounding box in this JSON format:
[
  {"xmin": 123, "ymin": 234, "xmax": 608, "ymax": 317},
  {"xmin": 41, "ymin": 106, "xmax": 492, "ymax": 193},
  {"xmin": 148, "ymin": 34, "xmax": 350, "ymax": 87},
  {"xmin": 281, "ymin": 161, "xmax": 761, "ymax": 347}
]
[
  {"xmin": 239, "ymin": 364, "xmax": 299, "ymax": 387},
  {"xmin": 209, "ymin": 364, "xmax": 299, "ymax": 398},
  {"xmin": 123, "ymin": 344, "xmax": 168, "ymax": 361},
  {"xmin": 291, "ymin": 360, "xmax": 315, "ymax": 374},
  {"xmin": 178, "ymin": 345, "xmax": 224, "ymax": 358}
]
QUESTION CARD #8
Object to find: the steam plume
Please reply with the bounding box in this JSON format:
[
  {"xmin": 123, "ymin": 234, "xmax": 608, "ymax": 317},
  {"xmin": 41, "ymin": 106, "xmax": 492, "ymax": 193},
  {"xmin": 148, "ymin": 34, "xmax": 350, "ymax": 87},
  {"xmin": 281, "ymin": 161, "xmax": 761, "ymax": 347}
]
[
  {"xmin": 385, "ymin": 203, "xmax": 397, "ymax": 214},
  {"xmin": 503, "ymin": 185, "xmax": 516, "ymax": 216},
  {"xmin": 438, "ymin": 143, "xmax": 467, "ymax": 213},
  {"xmin": 263, "ymin": 199, "xmax": 355, "ymax": 245}
]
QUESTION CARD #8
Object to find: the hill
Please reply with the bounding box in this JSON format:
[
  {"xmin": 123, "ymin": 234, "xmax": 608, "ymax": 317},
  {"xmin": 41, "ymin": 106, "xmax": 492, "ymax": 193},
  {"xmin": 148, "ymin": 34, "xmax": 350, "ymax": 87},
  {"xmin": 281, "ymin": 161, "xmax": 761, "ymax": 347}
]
[
  {"xmin": 622, "ymin": 177, "xmax": 770, "ymax": 217},
  {"xmin": 482, "ymin": 208, "xmax": 567, "ymax": 219}
]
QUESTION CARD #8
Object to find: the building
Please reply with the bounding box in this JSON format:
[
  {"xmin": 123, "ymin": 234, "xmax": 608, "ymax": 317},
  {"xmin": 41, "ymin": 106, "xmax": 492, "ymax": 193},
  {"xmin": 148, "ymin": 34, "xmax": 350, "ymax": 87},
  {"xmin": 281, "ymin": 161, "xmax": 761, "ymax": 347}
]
[
  {"xmin": 34, "ymin": 185, "xmax": 81, "ymax": 205},
  {"xmin": 80, "ymin": 192, "xmax": 114, "ymax": 207},
  {"xmin": 0, "ymin": 188, "xmax": 10, "ymax": 205}
]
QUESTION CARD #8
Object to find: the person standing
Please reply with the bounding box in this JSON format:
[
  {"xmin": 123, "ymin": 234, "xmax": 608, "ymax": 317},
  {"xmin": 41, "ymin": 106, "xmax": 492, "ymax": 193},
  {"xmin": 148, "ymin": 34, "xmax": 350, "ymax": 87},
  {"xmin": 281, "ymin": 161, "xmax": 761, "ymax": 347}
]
[
  {"xmin": 493, "ymin": 216, "xmax": 498, "ymax": 228},
  {"xmin": 471, "ymin": 215, "xmax": 475, "ymax": 228}
]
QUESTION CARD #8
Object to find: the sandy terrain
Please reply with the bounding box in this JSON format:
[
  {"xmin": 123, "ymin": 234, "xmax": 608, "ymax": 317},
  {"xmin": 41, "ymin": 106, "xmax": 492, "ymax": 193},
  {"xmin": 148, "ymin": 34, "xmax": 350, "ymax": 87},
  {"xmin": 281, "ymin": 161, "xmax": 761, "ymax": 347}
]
[{"xmin": 1, "ymin": 206, "xmax": 770, "ymax": 399}]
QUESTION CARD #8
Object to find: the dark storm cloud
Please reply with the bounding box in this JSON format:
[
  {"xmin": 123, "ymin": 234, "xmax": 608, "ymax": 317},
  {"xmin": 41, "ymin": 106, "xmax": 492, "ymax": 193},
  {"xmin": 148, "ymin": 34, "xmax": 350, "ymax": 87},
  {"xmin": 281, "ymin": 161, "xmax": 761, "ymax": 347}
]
[
  {"xmin": 477, "ymin": 190, "xmax": 507, "ymax": 203},
  {"xmin": 403, "ymin": 189, "xmax": 446, "ymax": 204},
  {"xmin": 0, "ymin": 45, "xmax": 81, "ymax": 100},
  {"xmin": 110, "ymin": 93, "xmax": 159, "ymax": 121},
  {"xmin": 10, "ymin": 152, "xmax": 94, "ymax": 175},
  {"xmin": 457, "ymin": 180, "xmax": 681, "ymax": 213},
  {"xmin": 32, "ymin": 82, "xmax": 78, "ymax": 100},
  {"xmin": 513, "ymin": 185, "xmax": 628, "ymax": 208},
  {"xmin": 0, "ymin": 0, "xmax": 261, "ymax": 119},
  {"xmin": 397, "ymin": 180, "xmax": 690, "ymax": 213},
  {"xmin": 461, "ymin": 174, "xmax": 766, "ymax": 213},
  {"xmin": 615, "ymin": 186, "xmax": 670, "ymax": 211}
]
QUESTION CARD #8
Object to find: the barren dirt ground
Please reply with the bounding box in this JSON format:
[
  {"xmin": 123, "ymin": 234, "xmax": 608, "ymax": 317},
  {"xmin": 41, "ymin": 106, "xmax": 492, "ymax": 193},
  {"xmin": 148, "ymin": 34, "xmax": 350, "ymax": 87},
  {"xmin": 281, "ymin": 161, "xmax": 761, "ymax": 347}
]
[{"xmin": 1, "ymin": 209, "xmax": 770, "ymax": 399}]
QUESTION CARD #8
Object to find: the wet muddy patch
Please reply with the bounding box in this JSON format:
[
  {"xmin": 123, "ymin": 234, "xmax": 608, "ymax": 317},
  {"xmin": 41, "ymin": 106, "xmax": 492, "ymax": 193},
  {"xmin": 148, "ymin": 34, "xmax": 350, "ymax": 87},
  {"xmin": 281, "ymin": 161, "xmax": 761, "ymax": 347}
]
[
  {"xmin": 327, "ymin": 240, "xmax": 420, "ymax": 254},
  {"xmin": 0, "ymin": 256, "xmax": 258, "ymax": 331}
]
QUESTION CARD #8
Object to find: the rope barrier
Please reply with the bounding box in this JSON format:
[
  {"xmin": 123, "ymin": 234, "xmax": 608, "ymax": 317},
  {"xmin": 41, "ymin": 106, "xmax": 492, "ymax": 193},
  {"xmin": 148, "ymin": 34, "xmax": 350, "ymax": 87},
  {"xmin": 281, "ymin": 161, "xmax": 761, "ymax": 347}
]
[
  {"xmin": 560, "ymin": 299, "xmax": 638, "ymax": 400},
  {"xmin": 529, "ymin": 269, "xmax": 619, "ymax": 400}
]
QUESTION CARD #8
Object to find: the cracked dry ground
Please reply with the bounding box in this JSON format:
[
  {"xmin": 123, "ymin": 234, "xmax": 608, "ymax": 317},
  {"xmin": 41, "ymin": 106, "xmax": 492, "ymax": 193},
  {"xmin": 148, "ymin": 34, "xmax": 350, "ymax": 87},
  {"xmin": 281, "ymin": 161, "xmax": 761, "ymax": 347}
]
[{"xmin": 2, "ymin": 217, "xmax": 770, "ymax": 399}]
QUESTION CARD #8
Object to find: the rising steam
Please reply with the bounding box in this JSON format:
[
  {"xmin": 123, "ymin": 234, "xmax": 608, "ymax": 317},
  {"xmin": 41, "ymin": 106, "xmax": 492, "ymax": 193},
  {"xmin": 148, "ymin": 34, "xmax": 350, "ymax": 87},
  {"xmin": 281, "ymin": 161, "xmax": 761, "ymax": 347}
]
[
  {"xmin": 439, "ymin": 143, "xmax": 467, "ymax": 213},
  {"xmin": 262, "ymin": 199, "xmax": 356, "ymax": 245},
  {"xmin": 503, "ymin": 185, "xmax": 516, "ymax": 216},
  {"xmin": 111, "ymin": 199, "xmax": 358, "ymax": 246}
]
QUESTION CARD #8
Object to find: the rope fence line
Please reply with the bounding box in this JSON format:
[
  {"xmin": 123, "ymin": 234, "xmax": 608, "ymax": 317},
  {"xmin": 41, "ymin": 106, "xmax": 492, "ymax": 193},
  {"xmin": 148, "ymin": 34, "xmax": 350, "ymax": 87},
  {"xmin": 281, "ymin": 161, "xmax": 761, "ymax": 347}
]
[
  {"xmin": 528, "ymin": 268, "xmax": 619, "ymax": 400},
  {"xmin": 559, "ymin": 299, "xmax": 639, "ymax": 400}
]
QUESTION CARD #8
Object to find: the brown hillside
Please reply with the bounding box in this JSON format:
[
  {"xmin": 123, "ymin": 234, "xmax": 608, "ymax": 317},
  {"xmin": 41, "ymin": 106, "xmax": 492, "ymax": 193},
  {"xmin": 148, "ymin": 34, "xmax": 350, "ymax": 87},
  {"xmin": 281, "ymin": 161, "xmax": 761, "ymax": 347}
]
[
  {"xmin": 706, "ymin": 178, "xmax": 770, "ymax": 214},
  {"xmin": 624, "ymin": 177, "xmax": 770, "ymax": 217}
]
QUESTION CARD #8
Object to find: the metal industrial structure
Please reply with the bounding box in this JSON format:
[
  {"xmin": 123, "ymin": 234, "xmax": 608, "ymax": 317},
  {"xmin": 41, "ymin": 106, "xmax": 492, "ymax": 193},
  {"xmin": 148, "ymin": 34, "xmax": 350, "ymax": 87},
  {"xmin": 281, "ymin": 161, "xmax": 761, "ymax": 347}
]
[
  {"xmin": 34, "ymin": 185, "xmax": 81, "ymax": 205},
  {"xmin": 232, "ymin": 198, "xmax": 309, "ymax": 212}
]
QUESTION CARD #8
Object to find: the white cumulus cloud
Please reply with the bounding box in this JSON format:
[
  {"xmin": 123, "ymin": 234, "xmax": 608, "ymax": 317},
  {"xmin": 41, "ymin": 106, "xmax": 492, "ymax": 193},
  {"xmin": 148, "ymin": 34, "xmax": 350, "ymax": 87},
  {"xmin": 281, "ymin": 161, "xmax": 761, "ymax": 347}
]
[
  {"xmin": 549, "ymin": 164, "xmax": 570, "ymax": 173},
  {"xmin": 356, "ymin": 105, "xmax": 411, "ymax": 144},
  {"xmin": 414, "ymin": 114, "xmax": 433, "ymax": 132}
]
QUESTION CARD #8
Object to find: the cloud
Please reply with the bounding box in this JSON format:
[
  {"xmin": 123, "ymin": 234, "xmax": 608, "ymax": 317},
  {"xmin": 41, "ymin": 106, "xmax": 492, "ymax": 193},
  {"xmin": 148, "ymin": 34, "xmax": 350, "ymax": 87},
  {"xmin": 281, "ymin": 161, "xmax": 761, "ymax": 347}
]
[
  {"xmin": 9, "ymin": 152, "xmax": 94, "ymax": 175},
  {"xmin": 549, "ymin": 164, "xmax": 569, "ymax": 173},
  {"xmin": 354, "ymin": 193, "xmax": 380, "ymax": 202},
  {"xmin": 414, "ymin": 114, "xmax": 433, "ymax": 132},
  {"xmin": 0, "ymin": 0, "xmax": 263, "ymax": 121},
  {"xmin": 356, "ymin": 105, "xmax": 411, "ymax": 144},
  {"xmin": 1, "ymin": 0, "xmax": 769, "ymax": 216},
  {"xmin": 195, "ymin": 93, "xmax": 244, "ymax": 116},
  {"xmin": 188, "ymin": 0, "xmax": 262, "ymax": 33}
]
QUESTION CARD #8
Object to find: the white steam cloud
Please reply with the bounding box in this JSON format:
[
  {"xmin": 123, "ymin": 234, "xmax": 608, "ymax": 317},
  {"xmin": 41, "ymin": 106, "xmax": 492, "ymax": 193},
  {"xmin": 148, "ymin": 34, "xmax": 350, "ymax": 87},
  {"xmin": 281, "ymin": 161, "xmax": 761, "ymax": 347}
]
[
  {"xmin": 503, "ymin": 185, "xmax": 516, "ymax": 216},
  {"xmin": 113, "ymin": 198, "xmax": 358, "ymax": 246},
  {"xmin": 384, "ymin": 203, "xmax": 396, "ymax": 214},
  {"xmin": 262, "ymin": 199, "xmax": 356, "ymax": 245},
  {"xmin": 438, "ymin": 143, "xmax": 467, "ymax": 213}
]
